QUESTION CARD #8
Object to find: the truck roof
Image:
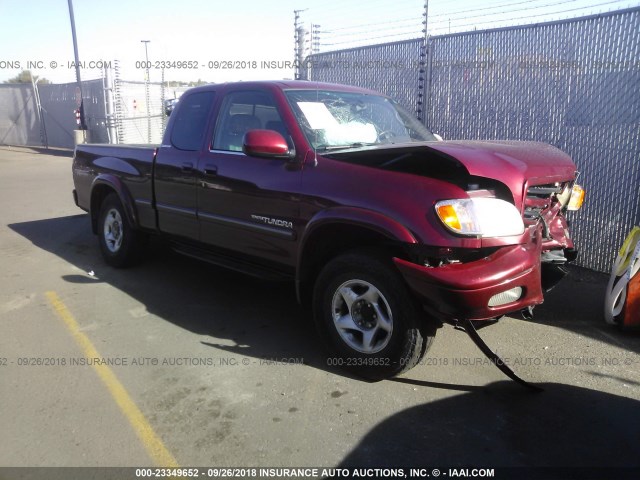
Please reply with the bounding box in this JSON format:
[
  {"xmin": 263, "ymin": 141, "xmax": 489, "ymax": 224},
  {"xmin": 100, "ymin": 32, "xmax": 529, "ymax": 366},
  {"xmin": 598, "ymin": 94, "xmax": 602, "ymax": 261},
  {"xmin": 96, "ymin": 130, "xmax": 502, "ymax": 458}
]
[{"xmin": 185, "ymin": 80, "xmax": 383, "ymax": 96}]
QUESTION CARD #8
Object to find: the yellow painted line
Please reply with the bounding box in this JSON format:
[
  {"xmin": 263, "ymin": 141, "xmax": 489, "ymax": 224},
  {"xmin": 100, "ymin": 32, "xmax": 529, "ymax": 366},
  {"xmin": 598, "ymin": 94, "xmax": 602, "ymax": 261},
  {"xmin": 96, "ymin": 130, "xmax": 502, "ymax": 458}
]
[{"xmin": 45, "ymin": 291, "xmax": 179, "ymax": 468}]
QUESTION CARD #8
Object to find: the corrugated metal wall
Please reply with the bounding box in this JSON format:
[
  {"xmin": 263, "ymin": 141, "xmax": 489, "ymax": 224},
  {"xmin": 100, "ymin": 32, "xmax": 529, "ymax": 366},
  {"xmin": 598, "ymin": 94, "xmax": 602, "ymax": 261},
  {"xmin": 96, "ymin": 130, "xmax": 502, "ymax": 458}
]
[
  {"xmin": 38, "ymin": 79, "xmax": 109, "ymax": 149},
  {"xmin": 0, "ymin": 84, "xmax": 42, "ymax": 146},
  {"xmin": 309, "ymin": 8, "xmax": 640, "ymax": 272},
  {"xmin": 0, "ymin": 80, "xmax": 109, "ymax": 149},
  {"xmin": 0, "ymin": 75, "xmax": 165, "ymax": 148}
]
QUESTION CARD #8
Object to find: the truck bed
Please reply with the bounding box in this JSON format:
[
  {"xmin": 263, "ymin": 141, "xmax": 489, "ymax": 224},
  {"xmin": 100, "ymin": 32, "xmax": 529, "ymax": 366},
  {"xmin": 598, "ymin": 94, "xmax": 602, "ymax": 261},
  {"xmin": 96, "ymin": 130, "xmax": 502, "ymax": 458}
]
[{"xmin": 72, "ymin": 143, "xmax": 158, "ymax": 232}]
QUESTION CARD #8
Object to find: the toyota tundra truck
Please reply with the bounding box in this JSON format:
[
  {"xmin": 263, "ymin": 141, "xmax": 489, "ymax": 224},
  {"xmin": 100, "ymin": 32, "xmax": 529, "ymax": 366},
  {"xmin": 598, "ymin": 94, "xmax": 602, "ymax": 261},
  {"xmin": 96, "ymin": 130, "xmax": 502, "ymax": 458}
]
[{"xmin": 72, "ymin": 80, "xmax": 584, "ymax": 383}]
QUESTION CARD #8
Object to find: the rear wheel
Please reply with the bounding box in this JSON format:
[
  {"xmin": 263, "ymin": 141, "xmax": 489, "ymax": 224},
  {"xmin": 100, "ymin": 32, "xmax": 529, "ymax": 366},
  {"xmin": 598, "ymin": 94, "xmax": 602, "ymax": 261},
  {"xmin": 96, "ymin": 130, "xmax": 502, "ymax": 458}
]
[
  {"xmin": 98, "ymin": 193, "xmax": 145, "ymax": 267},
  {"xmin": 313, "ymin": 252, "xmax": 434, "ymax": 380}
]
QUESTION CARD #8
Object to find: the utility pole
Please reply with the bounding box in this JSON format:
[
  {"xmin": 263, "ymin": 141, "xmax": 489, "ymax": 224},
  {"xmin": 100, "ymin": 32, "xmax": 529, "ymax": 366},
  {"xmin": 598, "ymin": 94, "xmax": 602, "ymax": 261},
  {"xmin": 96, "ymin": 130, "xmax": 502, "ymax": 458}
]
[
  {"xmin": 141, "ymin": 40, "xmax": 151, "ymax": 143},
  {"xmin": 294, "ymin": 10, "xmax": 307, "ymax": 80},
  {"xmin": 423, "ymin": 1, "xmax": 429, "ymax": 49},
  {"xmin": 296, "ymin": 26, "xmax": 307, "ymax": 79},
  {"xmin": 417, "ymin": 1, "xmax": 430, "ymax": 123},
  {"xmin": 67, "ymin": 0, "xmax": 87, "ymax": 135}
]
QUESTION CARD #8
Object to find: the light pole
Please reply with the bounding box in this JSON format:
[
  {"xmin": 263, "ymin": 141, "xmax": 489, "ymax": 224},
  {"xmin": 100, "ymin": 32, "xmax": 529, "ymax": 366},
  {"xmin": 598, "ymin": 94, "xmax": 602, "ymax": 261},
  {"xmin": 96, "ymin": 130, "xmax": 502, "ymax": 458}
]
[
  {"xmin": 141, "ymin": 40, "xmax": 151, "ymax": 143},
  {"xmin": 67, "ymin": 0, "xmax": 87, "ymax": 134}
]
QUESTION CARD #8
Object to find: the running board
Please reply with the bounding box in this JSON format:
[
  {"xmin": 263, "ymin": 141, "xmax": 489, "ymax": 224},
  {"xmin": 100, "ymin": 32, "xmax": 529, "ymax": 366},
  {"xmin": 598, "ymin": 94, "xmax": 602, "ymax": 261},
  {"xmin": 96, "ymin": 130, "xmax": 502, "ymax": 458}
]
[
  {"xmin": 171, "ymin": 242, "xmax": 293, "ymax": 282},
  {"xmin": 458, "ymin": 318, "xmax": 544, "ymax": 392}
]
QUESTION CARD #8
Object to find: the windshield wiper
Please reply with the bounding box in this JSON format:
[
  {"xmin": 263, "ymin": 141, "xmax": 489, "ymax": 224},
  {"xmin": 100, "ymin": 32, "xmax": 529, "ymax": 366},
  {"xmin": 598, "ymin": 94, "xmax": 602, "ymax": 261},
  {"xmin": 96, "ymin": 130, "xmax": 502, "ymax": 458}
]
[{"xmin": 317, "ymin": 142, "xmax": 377, "ymax": 152}]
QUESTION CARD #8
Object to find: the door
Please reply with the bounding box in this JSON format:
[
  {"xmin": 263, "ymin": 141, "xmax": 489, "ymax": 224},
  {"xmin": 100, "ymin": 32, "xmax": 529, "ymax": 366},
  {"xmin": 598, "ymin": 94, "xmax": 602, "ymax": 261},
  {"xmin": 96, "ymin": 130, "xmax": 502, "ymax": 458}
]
[
  {"xmin": 197, "ymin": 89, "xmax": 301, "ymax": 267},
  {"xmin": 154, "ymin": 90, "xmax": 215, "ymax": 240}
]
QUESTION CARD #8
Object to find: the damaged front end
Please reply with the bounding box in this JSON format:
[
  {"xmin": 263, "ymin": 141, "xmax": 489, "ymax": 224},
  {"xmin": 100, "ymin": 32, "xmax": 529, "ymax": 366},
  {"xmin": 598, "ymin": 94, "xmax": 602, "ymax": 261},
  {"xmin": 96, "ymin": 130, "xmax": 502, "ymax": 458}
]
[
  {"xmin": 393, "ymin": 165, "xmax": 584, "ymax": 325},
  {"xmin": 326, "ymin": 140, "xmax": 584, "ymax": 388},
  {"xmin": 396, "ymin": 169, "xmax": 584, "ymax": 389},
  {"xmin": 395, "ymin": 227, "xmax": 545, "ymax": 323},
  {"xmin": 525, "ymin": 181, "xmax": 583, "ymax": 292}
]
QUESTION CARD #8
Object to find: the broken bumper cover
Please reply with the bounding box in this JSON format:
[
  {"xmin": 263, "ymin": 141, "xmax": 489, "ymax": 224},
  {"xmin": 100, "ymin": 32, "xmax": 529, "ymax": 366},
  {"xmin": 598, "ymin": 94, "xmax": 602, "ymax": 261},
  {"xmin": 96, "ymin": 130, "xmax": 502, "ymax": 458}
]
[{"xmin": 394, "ymin": 234, "xmax": 544, "ymax": 322}]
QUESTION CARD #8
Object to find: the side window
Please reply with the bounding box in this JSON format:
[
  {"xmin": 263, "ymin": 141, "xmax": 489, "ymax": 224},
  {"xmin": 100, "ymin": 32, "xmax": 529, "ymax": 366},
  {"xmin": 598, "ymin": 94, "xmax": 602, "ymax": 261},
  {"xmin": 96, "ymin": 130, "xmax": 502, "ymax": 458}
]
[
  {"xmin": 170, "ymin": 91, "xmax": 215, "ymax": 151},
  {"xmin": 212, "ymin": 91, "xmax": 287, "ymax": 152}
]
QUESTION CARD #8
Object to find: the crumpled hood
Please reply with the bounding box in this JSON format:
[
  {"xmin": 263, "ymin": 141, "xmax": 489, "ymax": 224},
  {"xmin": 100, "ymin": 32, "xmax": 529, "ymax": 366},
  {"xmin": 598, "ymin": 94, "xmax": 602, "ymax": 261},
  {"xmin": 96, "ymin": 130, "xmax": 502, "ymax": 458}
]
[
  {"xmin": 426, "ymin": 140, "xmax": 577, "ymax": 205},
  {"xmin": 427, "ymin": 140, "xmax": 576, "ymax": 182},
  {"xmin": 324, "ymin": 140, "xmax": 577, "ymax": 208}
]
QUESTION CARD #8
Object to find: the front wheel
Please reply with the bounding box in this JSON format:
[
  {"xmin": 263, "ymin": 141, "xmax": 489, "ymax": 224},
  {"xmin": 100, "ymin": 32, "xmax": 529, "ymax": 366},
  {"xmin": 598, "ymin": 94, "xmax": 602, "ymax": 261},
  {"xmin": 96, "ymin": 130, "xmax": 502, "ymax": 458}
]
[
  {"xmin": 313, "ymin": 252, "xmax": 434, "ymax": 380},
  {"xmin": 98, "ymin": 192, "xmax": 145, "ymax": 267}
]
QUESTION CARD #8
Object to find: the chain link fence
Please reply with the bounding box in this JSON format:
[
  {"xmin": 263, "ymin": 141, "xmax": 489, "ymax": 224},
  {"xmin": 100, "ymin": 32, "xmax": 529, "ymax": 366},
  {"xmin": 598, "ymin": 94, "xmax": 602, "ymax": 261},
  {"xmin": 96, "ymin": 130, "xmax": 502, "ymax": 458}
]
[
  {"xmin": 306, "ymin": 38, "xmax": 424, "ymax": 115},
  {"xmin": 112, "ymin": 80, "xmax": 165, "ymax": 144},
  {"xmin": 308, "ymin": 7, "xmax": 639, "ymax": 273},
  {"xmin": 112, "ymin": 60, "xmax": 165, "ymax": 144}
]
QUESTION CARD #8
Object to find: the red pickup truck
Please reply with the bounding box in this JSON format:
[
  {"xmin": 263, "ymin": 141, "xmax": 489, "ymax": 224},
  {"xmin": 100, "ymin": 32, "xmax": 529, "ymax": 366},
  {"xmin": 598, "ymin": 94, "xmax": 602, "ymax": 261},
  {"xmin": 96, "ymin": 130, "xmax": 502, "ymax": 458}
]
[{"xmin": 72, "ymin": 80, "xmax": 584, "ymax": 384}]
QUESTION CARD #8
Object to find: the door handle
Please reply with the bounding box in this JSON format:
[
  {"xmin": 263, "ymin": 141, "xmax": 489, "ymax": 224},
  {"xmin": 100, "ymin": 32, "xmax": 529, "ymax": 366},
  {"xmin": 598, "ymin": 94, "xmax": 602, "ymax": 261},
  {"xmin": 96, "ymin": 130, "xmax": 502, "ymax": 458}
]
[
  {"xmin": 181, "ymin": 162, "xmax": 193, "ymax": 172},
  {"xmin": 203, "ymin": 164, "xmax": 218, "ymax": 176}
]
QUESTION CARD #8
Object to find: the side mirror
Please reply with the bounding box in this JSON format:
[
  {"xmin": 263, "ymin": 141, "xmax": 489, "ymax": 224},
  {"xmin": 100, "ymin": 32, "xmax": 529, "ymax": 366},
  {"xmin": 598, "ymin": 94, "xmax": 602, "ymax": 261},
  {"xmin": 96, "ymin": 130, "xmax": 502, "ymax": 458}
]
[{"xmin": 243, "ymin": 129, "xmax": 295, "ymax": 159}]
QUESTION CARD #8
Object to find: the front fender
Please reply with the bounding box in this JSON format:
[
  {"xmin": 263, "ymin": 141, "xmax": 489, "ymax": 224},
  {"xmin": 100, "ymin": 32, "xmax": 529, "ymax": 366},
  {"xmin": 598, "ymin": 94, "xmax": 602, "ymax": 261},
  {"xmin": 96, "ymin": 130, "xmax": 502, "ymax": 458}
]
[
  {"xmin": 301, "ymin": 206, "xmax": 418, "ymax": 246},
  {"xmin": 295, "ymin": 206, "xmax": 418, "ymax": 302}
]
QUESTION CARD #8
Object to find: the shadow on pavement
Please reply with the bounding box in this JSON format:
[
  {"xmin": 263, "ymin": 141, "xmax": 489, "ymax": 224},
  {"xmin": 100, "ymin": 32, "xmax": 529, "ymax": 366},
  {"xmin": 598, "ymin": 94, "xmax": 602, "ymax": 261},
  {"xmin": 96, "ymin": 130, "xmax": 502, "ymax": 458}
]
[
  {"xmin": 8, "ymin": 214, "xmax": 357, "ymax": 378},
  {"xmin": 339, "ymin": 380, "xmax": 640, "ymax": 468}
]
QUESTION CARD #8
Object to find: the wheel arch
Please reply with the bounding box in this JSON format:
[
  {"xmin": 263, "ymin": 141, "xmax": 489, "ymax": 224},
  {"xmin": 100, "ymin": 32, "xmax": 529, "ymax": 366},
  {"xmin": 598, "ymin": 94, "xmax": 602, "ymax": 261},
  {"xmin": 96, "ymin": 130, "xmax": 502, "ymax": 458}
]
[
  {"xmin": 296, "ymin": 207, "xmax": 418, "ymax": 306},
  {"xmin": 90, "ymin": 175, "xmax": 138, "ymax": 235}
]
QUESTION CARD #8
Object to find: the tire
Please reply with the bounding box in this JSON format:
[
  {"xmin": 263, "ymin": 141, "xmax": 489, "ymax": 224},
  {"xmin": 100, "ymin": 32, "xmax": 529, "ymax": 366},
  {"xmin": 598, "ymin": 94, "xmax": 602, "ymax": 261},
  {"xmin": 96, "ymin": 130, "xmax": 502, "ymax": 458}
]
[
  {"xmin": 97, "ymin": 192, "xmax": 145, "ymax": 268},
  {"xmin": 313, "ymin": 251, "xmax": 435, "ymax": 380}
]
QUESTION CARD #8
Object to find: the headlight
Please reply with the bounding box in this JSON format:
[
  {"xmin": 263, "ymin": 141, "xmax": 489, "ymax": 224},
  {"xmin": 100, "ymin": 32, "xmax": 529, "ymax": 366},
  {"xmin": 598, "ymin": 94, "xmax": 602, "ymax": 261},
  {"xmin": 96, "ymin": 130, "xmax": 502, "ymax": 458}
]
[{"xmin": 435, "ymin": 198, "xmax": 525, "ymax": 237}]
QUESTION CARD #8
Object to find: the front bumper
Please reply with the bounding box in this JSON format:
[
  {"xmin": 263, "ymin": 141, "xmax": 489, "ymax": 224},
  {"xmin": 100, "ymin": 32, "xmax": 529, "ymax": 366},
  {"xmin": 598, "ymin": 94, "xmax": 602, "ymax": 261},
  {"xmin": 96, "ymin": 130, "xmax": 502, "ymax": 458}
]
[{"xmin": 394, "ymin": 228, "xmax": 545, "ymax": 322}]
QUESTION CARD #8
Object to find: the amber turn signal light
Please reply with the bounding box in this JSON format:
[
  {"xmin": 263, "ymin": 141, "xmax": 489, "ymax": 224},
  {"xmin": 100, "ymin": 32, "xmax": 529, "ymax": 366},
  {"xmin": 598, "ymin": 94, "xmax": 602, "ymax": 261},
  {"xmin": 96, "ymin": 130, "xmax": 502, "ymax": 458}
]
[
  {"xmin": 567, "ymin": 184, "xmax": 585, "ymax": 211},
  {"xmin": 436, "ymin": 204, "xmax": 462, "ymax": 231}
]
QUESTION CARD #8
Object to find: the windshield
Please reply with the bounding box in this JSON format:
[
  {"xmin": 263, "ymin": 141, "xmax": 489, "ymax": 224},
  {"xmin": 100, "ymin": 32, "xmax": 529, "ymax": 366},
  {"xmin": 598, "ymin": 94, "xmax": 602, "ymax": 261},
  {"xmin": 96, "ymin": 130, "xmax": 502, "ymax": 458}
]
[{"xmin": 284, "ymin": 89, "xmax": 436, "ymax": 151}]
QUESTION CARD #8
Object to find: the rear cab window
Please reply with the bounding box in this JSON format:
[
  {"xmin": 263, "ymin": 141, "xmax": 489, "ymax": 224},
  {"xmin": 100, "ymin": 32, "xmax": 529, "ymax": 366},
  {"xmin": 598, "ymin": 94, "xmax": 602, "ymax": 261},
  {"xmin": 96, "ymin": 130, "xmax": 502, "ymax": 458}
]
[{"xmin": 170, "ymin": 91, "xmax": 215, "ymax": 151}]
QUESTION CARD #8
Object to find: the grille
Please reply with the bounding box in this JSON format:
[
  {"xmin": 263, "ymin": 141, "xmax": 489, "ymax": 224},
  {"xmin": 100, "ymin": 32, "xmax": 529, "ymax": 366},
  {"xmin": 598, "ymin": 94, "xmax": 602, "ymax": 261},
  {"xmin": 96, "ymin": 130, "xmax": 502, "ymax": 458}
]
[{"xmin": 524, "ymin": 183, "xmax": 565, "ymax": 220}]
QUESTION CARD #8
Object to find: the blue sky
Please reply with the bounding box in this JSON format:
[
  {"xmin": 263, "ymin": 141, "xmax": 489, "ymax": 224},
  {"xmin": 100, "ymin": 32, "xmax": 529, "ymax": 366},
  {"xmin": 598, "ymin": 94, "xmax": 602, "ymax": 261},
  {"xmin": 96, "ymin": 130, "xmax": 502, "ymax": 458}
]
[{"xmin": 0, "ymin": 0, "xmax": 637, "ymax": 84}]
